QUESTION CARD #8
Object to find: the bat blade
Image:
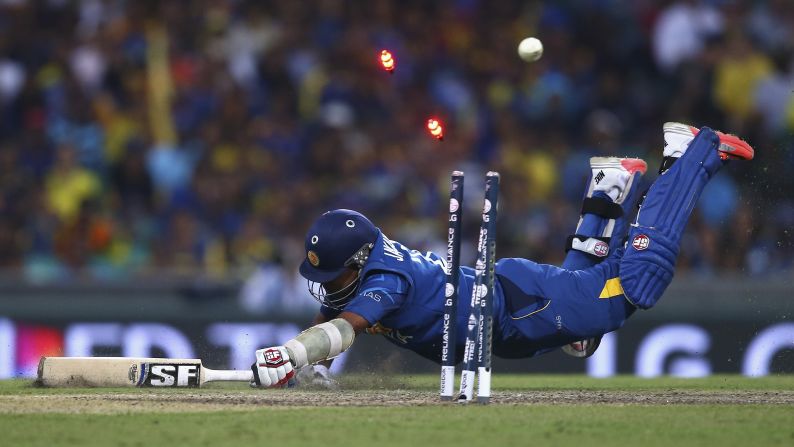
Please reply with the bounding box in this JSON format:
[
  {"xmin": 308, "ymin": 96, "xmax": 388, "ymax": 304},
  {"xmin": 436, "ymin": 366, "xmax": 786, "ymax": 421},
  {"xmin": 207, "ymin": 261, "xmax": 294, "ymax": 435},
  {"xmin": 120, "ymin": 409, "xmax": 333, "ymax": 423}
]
[{"xmin": 37, "ymin": 357, "xmax": 204, "ymax": 388}]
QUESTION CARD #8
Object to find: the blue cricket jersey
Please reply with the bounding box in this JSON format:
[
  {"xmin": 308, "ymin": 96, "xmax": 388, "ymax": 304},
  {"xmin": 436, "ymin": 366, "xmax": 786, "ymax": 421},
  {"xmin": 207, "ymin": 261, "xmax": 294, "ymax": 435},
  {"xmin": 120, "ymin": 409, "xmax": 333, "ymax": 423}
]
[{"xmin": 319, "ymin": 231, "xmax": 490, "ymax": 362}]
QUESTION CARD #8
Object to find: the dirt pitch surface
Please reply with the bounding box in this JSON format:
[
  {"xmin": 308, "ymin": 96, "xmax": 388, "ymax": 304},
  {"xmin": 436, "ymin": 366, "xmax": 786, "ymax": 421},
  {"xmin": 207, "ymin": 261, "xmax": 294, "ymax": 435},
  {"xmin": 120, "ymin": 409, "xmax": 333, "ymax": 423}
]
[{"xmin": 3, "ymin": 387, "xmax": 794, "ymax": 414}]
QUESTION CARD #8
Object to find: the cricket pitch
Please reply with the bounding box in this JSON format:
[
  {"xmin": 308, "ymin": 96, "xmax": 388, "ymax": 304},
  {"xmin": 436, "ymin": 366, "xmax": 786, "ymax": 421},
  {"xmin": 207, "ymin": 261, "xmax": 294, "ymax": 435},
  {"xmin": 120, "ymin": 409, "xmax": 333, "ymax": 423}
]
[{"xmin": 2, "ymin": 375, "xmax": 793, "ymax": 447}]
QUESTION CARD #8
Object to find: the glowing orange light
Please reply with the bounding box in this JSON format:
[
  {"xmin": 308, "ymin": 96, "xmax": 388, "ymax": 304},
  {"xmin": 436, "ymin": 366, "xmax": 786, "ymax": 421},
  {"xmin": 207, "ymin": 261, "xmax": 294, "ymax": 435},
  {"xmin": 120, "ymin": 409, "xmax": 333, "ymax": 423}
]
[
  {"xmin": 427, "ymin": 118, "xmax": 444, "ymax": 141},
  {"xmin": 380, "ymin": 50, "xmax": 395, "ymax": 73}
]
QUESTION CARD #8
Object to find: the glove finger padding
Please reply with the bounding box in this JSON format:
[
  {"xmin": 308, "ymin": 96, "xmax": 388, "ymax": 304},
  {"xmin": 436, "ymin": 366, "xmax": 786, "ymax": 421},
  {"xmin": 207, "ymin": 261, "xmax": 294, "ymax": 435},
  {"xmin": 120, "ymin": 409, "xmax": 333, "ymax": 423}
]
[{"xmin": 268, "ymin": 367, "xmax": 281, "ymax": 386}]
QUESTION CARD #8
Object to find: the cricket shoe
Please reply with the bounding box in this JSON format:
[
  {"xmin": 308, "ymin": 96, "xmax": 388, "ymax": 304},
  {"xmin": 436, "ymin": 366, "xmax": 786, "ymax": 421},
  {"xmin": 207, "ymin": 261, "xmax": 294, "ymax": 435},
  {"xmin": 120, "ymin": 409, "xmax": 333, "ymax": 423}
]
[
  {"xmin": 562, "ymin": 336, "xmax": 602, "ymax": 358},
  {"xmin": 589, "ymin": 157, "xmax": 648, "ymax": 204},
  {"xmin": 663, "ymin": 122, "xmax": 754, "ymax": 161}
]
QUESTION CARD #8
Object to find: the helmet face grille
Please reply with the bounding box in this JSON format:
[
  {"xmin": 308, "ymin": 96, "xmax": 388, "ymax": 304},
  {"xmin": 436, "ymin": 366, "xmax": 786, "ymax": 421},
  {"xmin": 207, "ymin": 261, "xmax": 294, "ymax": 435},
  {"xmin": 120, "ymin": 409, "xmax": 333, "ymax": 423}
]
[{"xmin": 307, "ymin": 273, "xmax": 361, "ymax": 310}]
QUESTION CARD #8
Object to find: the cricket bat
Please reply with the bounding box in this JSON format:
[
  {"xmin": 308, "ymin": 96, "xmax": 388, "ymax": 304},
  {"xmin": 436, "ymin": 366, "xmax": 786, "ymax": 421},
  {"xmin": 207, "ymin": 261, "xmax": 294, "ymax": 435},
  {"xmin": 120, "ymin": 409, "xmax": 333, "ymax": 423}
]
[{"xmin": 37, "ymin": 356, "xmax": 254, "ymax": 388}]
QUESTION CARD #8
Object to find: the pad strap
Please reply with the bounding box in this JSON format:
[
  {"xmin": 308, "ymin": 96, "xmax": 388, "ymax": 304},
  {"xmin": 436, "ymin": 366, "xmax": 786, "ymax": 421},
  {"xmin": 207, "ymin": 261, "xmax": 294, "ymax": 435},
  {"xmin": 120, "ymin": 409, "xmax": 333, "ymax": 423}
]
[
  {"xmin": 565, "ymin": 235, "xmax": 611, "ymax": 259},
  {"xmin": 582, "ymin": 197, "xmax": 623, "ymax": 219},
  {"xmin": 316, "ymin": 322, "xmax": 344, "ymax": 358},
  {"xmin": 284, "ymin": 339, "xmax": 309, "ymax": 368}
]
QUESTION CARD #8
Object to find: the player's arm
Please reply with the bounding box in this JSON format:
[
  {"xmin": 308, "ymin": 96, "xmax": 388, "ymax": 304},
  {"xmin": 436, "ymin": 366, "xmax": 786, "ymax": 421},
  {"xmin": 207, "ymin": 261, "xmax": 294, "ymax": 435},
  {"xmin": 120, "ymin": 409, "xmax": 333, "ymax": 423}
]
[
  {"xmin": 251, "ymin": 300, "xmax": 380, "ymax": 389},
  {"xmin": 252, "ymin": 273, "xmax": 407, "ymax": 388},
  {"xmin": 267, "ymin": 311, "xmax": 358, "ymax": 389},
  {"xmin": 306, "ymin": 311, "xmax": 366, "ymax": 369},
  {"xmin": 312, "ymin": 307, "xmax": 371, "ymax": 335},
  {"xmin": 251, "ymin": 317, "xmax": 356, "ymax": 388},
  {"xmin": 312, "ymin": 313, "xmax": 327, "ymax": 325}
]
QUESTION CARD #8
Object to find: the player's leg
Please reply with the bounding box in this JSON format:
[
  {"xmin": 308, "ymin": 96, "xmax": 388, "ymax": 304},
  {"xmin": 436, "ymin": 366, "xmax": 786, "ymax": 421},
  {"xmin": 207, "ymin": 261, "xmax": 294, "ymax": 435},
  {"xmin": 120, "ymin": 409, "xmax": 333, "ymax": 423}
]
[
  {"xmin": 498, "ymin": 125, "xmax": 751, "ymax": 356},
  {"xmin": 563, "ymin": 157, "xmax": 647, "ymax": 270},
  {"xmin": 620, "ymin": 124, "xmax": 753, "ymax": 309},
  {"xmin": 561, "ymin": 157, "xmax": 646, "ymax": 358},
  {"xmin": 499, "ymin": 159, "xmax": 647, "ymax": 354},
  {"xmin": 497, "ymin": 253, "xmax": 634, "ymax": 355}
]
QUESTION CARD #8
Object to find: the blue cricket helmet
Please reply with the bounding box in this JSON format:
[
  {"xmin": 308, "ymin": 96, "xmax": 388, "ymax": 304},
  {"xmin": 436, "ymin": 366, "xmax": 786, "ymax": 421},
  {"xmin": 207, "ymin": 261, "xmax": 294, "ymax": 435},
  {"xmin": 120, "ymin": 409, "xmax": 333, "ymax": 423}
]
[{"xmin": 299, "ymin": 209, "xmax": 379, "ymax": 283}]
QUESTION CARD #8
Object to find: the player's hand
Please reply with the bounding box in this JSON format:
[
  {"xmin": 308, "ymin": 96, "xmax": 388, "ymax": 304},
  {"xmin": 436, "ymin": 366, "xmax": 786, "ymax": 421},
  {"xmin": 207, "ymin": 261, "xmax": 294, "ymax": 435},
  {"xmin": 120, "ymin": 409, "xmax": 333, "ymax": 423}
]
[
  {"xmin": 293, "ymin": 364, "xmax": 339, "ymax": 390},
  {"xmin": 251, "ymin": 346, "xmax": 295, "ymax": 388}
]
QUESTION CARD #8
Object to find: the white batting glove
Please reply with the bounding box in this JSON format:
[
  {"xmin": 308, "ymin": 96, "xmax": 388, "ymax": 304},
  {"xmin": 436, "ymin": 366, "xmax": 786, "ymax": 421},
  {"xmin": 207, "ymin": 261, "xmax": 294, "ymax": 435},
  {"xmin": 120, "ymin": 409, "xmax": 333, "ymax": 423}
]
[{"xmin": 251, "ymin": 346, "xmax": 295, "ymax": 388}]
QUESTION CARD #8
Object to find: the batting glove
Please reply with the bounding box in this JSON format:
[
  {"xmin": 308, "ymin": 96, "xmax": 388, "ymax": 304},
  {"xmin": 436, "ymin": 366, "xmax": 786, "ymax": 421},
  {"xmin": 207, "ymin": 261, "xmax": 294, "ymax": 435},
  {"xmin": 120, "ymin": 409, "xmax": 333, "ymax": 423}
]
[{"xmin": 251, "ymin": 346, "xmax": 295, "ymax": 388}]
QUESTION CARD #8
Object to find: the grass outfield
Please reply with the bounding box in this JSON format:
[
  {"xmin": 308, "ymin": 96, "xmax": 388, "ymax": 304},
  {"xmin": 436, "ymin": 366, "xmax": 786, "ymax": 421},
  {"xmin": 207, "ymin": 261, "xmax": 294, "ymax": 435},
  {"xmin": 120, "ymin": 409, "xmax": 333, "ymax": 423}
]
[{"xmin": 1, "ymin": 375, "xmax": 793, "ymax": 447}]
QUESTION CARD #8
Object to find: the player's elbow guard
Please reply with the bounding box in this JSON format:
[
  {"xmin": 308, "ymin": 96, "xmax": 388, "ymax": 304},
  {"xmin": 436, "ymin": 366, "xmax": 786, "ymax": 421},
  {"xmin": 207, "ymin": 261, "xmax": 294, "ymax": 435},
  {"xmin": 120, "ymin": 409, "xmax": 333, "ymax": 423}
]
[{"xmin": 284, "ymin": 318, "xmax": 356, "ymax": 368}]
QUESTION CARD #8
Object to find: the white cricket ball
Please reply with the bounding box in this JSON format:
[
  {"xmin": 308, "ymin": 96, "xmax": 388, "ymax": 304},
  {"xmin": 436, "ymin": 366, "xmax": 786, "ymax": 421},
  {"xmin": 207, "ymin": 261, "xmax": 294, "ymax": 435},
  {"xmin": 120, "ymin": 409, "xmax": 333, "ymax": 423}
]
[{"xmin": 518, "ymin": 37, "xmax": 543, "ymax": 62}]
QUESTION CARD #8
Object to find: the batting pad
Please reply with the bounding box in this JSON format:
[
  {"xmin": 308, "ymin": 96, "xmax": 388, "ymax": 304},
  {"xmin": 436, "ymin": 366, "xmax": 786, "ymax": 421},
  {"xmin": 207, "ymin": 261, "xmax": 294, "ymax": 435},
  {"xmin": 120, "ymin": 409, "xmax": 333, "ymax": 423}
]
[
  {"xmin": 620, "ymin": 227, "xmax": 677, "ymax": 309},
  {"xmin": 620, "ymin": 128, "xmax": 722, "ymax": 309},
  {"xmin": 564, "ymin": 169, "xmax": 645, "ymax": 270}
]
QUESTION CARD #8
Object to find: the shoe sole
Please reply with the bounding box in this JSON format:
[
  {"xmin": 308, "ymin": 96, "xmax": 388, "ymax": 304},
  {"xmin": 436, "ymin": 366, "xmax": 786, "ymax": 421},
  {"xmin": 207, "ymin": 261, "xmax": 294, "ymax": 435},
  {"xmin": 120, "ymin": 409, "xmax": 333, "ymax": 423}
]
[
  {"xmin": 663, "ymin": 122, "xmax": 754, "ymax": 160},
  {"xmin": 590, "ymin": 157, "xmax": 648, "ymax": 175}
]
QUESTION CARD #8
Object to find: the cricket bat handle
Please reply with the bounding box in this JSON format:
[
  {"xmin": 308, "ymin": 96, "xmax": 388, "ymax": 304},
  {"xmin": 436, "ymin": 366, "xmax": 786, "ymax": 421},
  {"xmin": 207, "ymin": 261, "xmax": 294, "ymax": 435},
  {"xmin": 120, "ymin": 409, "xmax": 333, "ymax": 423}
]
[{"xmin": 203, "ymin": 367, "xmax": 254, "ymax": 384}]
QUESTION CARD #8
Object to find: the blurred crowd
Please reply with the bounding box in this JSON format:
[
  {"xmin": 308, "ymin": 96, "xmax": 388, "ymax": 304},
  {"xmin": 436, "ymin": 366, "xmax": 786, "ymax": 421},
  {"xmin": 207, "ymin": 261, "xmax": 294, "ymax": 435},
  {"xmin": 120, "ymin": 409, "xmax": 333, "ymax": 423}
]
[{"xmin": 0, "ymin": 0, "xmax": 792, "ymax": 286}]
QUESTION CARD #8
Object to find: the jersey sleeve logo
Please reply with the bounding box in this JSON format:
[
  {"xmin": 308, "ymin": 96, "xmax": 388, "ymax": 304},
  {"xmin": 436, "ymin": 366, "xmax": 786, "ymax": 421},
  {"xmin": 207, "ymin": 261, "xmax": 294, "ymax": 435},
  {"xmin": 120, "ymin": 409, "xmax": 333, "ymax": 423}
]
[{"xmin": 363, "ymin": 290, "xmax": 382, "ymax": 302}]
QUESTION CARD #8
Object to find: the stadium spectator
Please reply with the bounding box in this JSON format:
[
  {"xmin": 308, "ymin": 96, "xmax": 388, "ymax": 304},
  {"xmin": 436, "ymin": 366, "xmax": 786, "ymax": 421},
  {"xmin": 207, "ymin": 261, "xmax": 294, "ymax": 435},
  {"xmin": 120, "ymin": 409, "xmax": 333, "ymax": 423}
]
[{"xmin": 0, "ymin": 0, "xmax": 790, "ymax": 283}]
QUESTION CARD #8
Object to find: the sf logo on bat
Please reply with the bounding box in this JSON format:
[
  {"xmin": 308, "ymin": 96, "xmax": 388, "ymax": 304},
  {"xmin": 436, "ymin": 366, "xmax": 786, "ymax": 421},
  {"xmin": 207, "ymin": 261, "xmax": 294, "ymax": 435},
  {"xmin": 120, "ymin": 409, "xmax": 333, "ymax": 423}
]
[{"xmin": 129, "ymin": 363, "xmax": 201, "ymax": 387}]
